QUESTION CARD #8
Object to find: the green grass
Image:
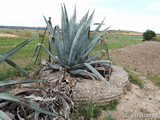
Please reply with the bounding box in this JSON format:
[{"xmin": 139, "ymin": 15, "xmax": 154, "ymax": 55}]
[
  {"xmin": 128, "ymin": 73, "xmax": 144, "ymax": 89},
  {"xmin": 106, "ymin": 34, "xmax": 142, "ymax": 40},
  {"xmin": 104, "ymin": 34, "xmax": 142, "ymax": 49},
  {"xmin": 75, "ymin": 100, "xmax": 118, "ymax": 120},
  {"xmin": 77, "ymin": 102, "xmax": 102, "ymax": 119},
  {"xmin": 123, "ymin": 66, "xmax": 144, "ymax": 89},
  {"xmin": 0, "ymin": 67, "xmax": 20, "ymax": 80},
  {"xmin": 0, "ymin": 37, "xmax": 49, "ymax": 59},
  {"xmin": 146, "ymin": 75, "xmax": 160, "ymax": 86},
  {"xmin": 0, "ymin": 62, "xmax": 35, "ymax": 80},
  {"xmin": 101, "ymin": 99, "xmax": 120, "ymax": 111},
  {"xmin": 0, "ymin": 35, "xmax": 49, "ymax": 80},
  {"xmin": 93, "ymin": 34, "xmax": 142, "ymax": 51},
  {"xmin": 100, "ymin": 115, "xmax": 116, "ymax": 120}
]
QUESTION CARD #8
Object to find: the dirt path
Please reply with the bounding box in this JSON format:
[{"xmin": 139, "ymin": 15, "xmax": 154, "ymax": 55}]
[
  {"xmin": 110, "ymin": 75, "xmax": 160, "ymax": 120},
  {"xmin": 107, "ymin": 41, "xmax": 160, "ymax": 120}
]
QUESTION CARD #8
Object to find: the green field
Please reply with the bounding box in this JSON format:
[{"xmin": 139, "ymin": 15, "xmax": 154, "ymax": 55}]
[
  {"xmin": 0, "ymin": 29, "xmax": 143, "ymax": 80},
  {"xmin": 93, "ymin": 34, "xmax": 142, "ymax": 51}
]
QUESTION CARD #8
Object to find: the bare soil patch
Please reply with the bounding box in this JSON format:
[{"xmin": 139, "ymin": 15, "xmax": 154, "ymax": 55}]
[
  {"xmin": 109, "ymin": 75, "xmax": 160, "ymax": 120},
  {"xmin": 0, "ymin": 33, "xmax": 19, "ymax": 37},
  {"xmin": 110, "ymin": 41, "xmax": 160, "ymax": 75}
]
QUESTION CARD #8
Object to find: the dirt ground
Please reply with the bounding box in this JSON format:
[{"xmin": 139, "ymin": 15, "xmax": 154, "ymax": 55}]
[
  {"xmin": 107, "ymin": 41, "xmax": 160, "ymax": 120},
  {"xmin": 110, "ymin": 41, "xmax": 160, "ymax": 75},
  {"xmin": 0, "ymin": 33, "xmax": 18, "ymax": 37}
]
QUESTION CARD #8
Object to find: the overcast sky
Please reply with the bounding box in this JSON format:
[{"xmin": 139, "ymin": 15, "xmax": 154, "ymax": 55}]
[{"xmin": 1, "ymin": 0, "xmax": 160, "ymax": 33}]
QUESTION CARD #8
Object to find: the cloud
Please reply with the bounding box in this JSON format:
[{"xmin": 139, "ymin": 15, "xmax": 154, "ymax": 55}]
[
  {"xmin": 104, "ymin": 13, "xmax": 160, "ymax": 33},
  {"xmin": 147, "ymin": 1, "xmax": 160, "ymax": 10},
  {"xmin": 1, "ymin": 0, "xmax": 160, "ymax": 33}
]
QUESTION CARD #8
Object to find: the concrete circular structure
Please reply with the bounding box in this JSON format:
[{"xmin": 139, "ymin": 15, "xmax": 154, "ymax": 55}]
[
  {"xmin": 38, "ymin": 64, "xmax": 129, "ymax": 106},
  {"xmin": 72, "ymin": 65, "xmax": 129, "ymax": 106}
]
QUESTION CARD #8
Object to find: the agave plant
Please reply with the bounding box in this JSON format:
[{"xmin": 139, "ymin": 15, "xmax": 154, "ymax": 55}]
[
  {"xmin": 0, "ymin": 33, "xmax": 59, "ymax": 119},
  {"xmin": 0, "ymin": 4, "xmax": 112, "ymax": 119},
  {"xmin": 34, "ymin": 4, "xmax": 111, "ymax": 85}
]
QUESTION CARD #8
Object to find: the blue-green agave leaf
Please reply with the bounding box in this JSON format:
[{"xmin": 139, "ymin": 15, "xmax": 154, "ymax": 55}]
[
  {"xmin": 90, "ymin": 17, "xmax": 106, "ymax": 39},
  {"xmin": 69, "ymin": 69, "xmax": 92, "ymax": 77},
  {"xmin": 46, "ymin": 61, "xmax": 60, "ymax": 70},
  {"xmin": 84, "ymin": 63, "xmax": 110, "ymax": 85},
  {"xmin": 77, "ymin": 10, "xmax": 89, "ymax": 31},
  {"xmin": 33, "ymin": 43, "xmax": 59, "ymax": 63},
  {"xmin": 0, "ymin": 79, "xmax": 45, "ymax": 87},
  {"xmin": 4, "ymin": 58, "xmax": 31, "ymax": 78},
  {"xmin": 68, "ymin": 23, "xmax": 85, "ymax": 65},
  {"xmin": 53, "ymin": 26, "xmax": 66, "ymax": 66},
  {"xmin": 84, "ymin": 10, "xmax": 95, "ymax": 30},
  {"xmin": 0, "ymin": 93, "xmax": 59, "ymax": 117},
  {"xmin": 0, "ymin": 52, "xmax": 31, "ymax": 78},
  {"xmin": 89, "ymin": 60, "xmax": 112, "ymax": 65},
  {"xmin": 0, "ymin": 110, "xmax": 12, "ymax": 120},
  {"xmin": 89, "ymin": 26, "xmax": 110, "ymax": 48},
  {"xmin": 85, "ymin": 51, "xmax": 102, "ymax": 63},
  {"xmin": 0, "ymin": 32, "xmax": 40, "ymax": 63},
  {"xmin": 69, "ymin": 5, "xmax": 77, "ymax": 42},
  {"xmin": 61, "ymin": 4, "xmax": 69, "ymax": 44}
]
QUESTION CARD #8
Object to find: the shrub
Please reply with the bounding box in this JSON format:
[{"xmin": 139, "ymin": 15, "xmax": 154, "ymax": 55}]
[
  {"xmin": 39, "ymin": 33, "xmax": 44, "ymax": 38},
  {"xmin": 143, "ymin": 29, "xmax": 156, "ymax": 41}
]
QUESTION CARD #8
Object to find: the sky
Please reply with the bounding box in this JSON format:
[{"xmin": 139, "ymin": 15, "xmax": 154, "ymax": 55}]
[{"xmin": 1, "ymin": 0, "xmax": 160, "ymax": 33}]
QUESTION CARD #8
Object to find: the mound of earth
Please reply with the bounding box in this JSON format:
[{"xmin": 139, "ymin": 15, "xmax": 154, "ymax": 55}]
[
  {"xmin": 110, "ymin": 41, "xmax": 160, "ymax": 75},
  {"xmin": 106, "ymin": 41, "xmax": 160, "ymax": 120}
]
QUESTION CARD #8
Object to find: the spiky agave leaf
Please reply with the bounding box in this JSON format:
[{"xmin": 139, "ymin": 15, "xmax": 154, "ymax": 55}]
[
  {"xmin": 0, "ymin": 93, "xmax": 59, "ymax": 118},
  {"xmin": 0, "ymin": 79, "xmax": 45, "ymax": 87},
  {"xmin": 0, "ymin": 53, "xmax": 31, "ymax": 78},
  {"xmin": 33, "ymin": 43, "xmax": 59, "ymax": 63},
  {"xmin": 0, "ymin": 32, "xmax": 40, "ymax": 63},
  {"xmin": 43, "ymin": 4, "xmax": 111, "ymax": 84},
  {"xmin": 0, "ymin": 110, "xmax": 12, "ymax": 120},
  {"xmin": 84, "ymin": 63, "xmax": 110, "ymax": 85},
  {"xmin": 0, "ymin": 32, "xmax": 40, "ymax": 78},
  {"xmin": 46, "ymin": 61, "xmax": 60, "ymax": 70}
]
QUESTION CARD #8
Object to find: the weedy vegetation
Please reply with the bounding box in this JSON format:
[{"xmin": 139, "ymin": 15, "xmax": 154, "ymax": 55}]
[
  {"xmin": 123, "ymin": 66, "xmax": 144, "ymax": 89},
  {"xmin": 128, "ymin": 73, "xmax": 144, "ymax": 89},
  {"xmin": 101, "ymin": 99, "xmax": 120, "ymax": 111},
  {"xmin": 74, "ymin": 100, "xmax": 118, "ymax": 120},
  {"xmin": 146, "ymin": 74, "xmax": 160, "ymax": 87}
]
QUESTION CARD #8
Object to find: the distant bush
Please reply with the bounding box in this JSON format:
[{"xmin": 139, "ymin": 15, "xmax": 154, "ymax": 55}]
[
  {"xmin": 39, "ymin": 33, "xmax": 44, "ymax": 38},
  {"xmin": 4, "ymin": 31, "xmax": 13, "ymax": 34},
  {"xmin": 143, "ymin": 29, "xmax": 156, "ymax": 41},
  {"xmin": 17, "ymin": 30, "xmax": 33, "ymax": 37},
  {"xmin": 24, "ymin": 31, "xmax": 32, "ymax": 37}
]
